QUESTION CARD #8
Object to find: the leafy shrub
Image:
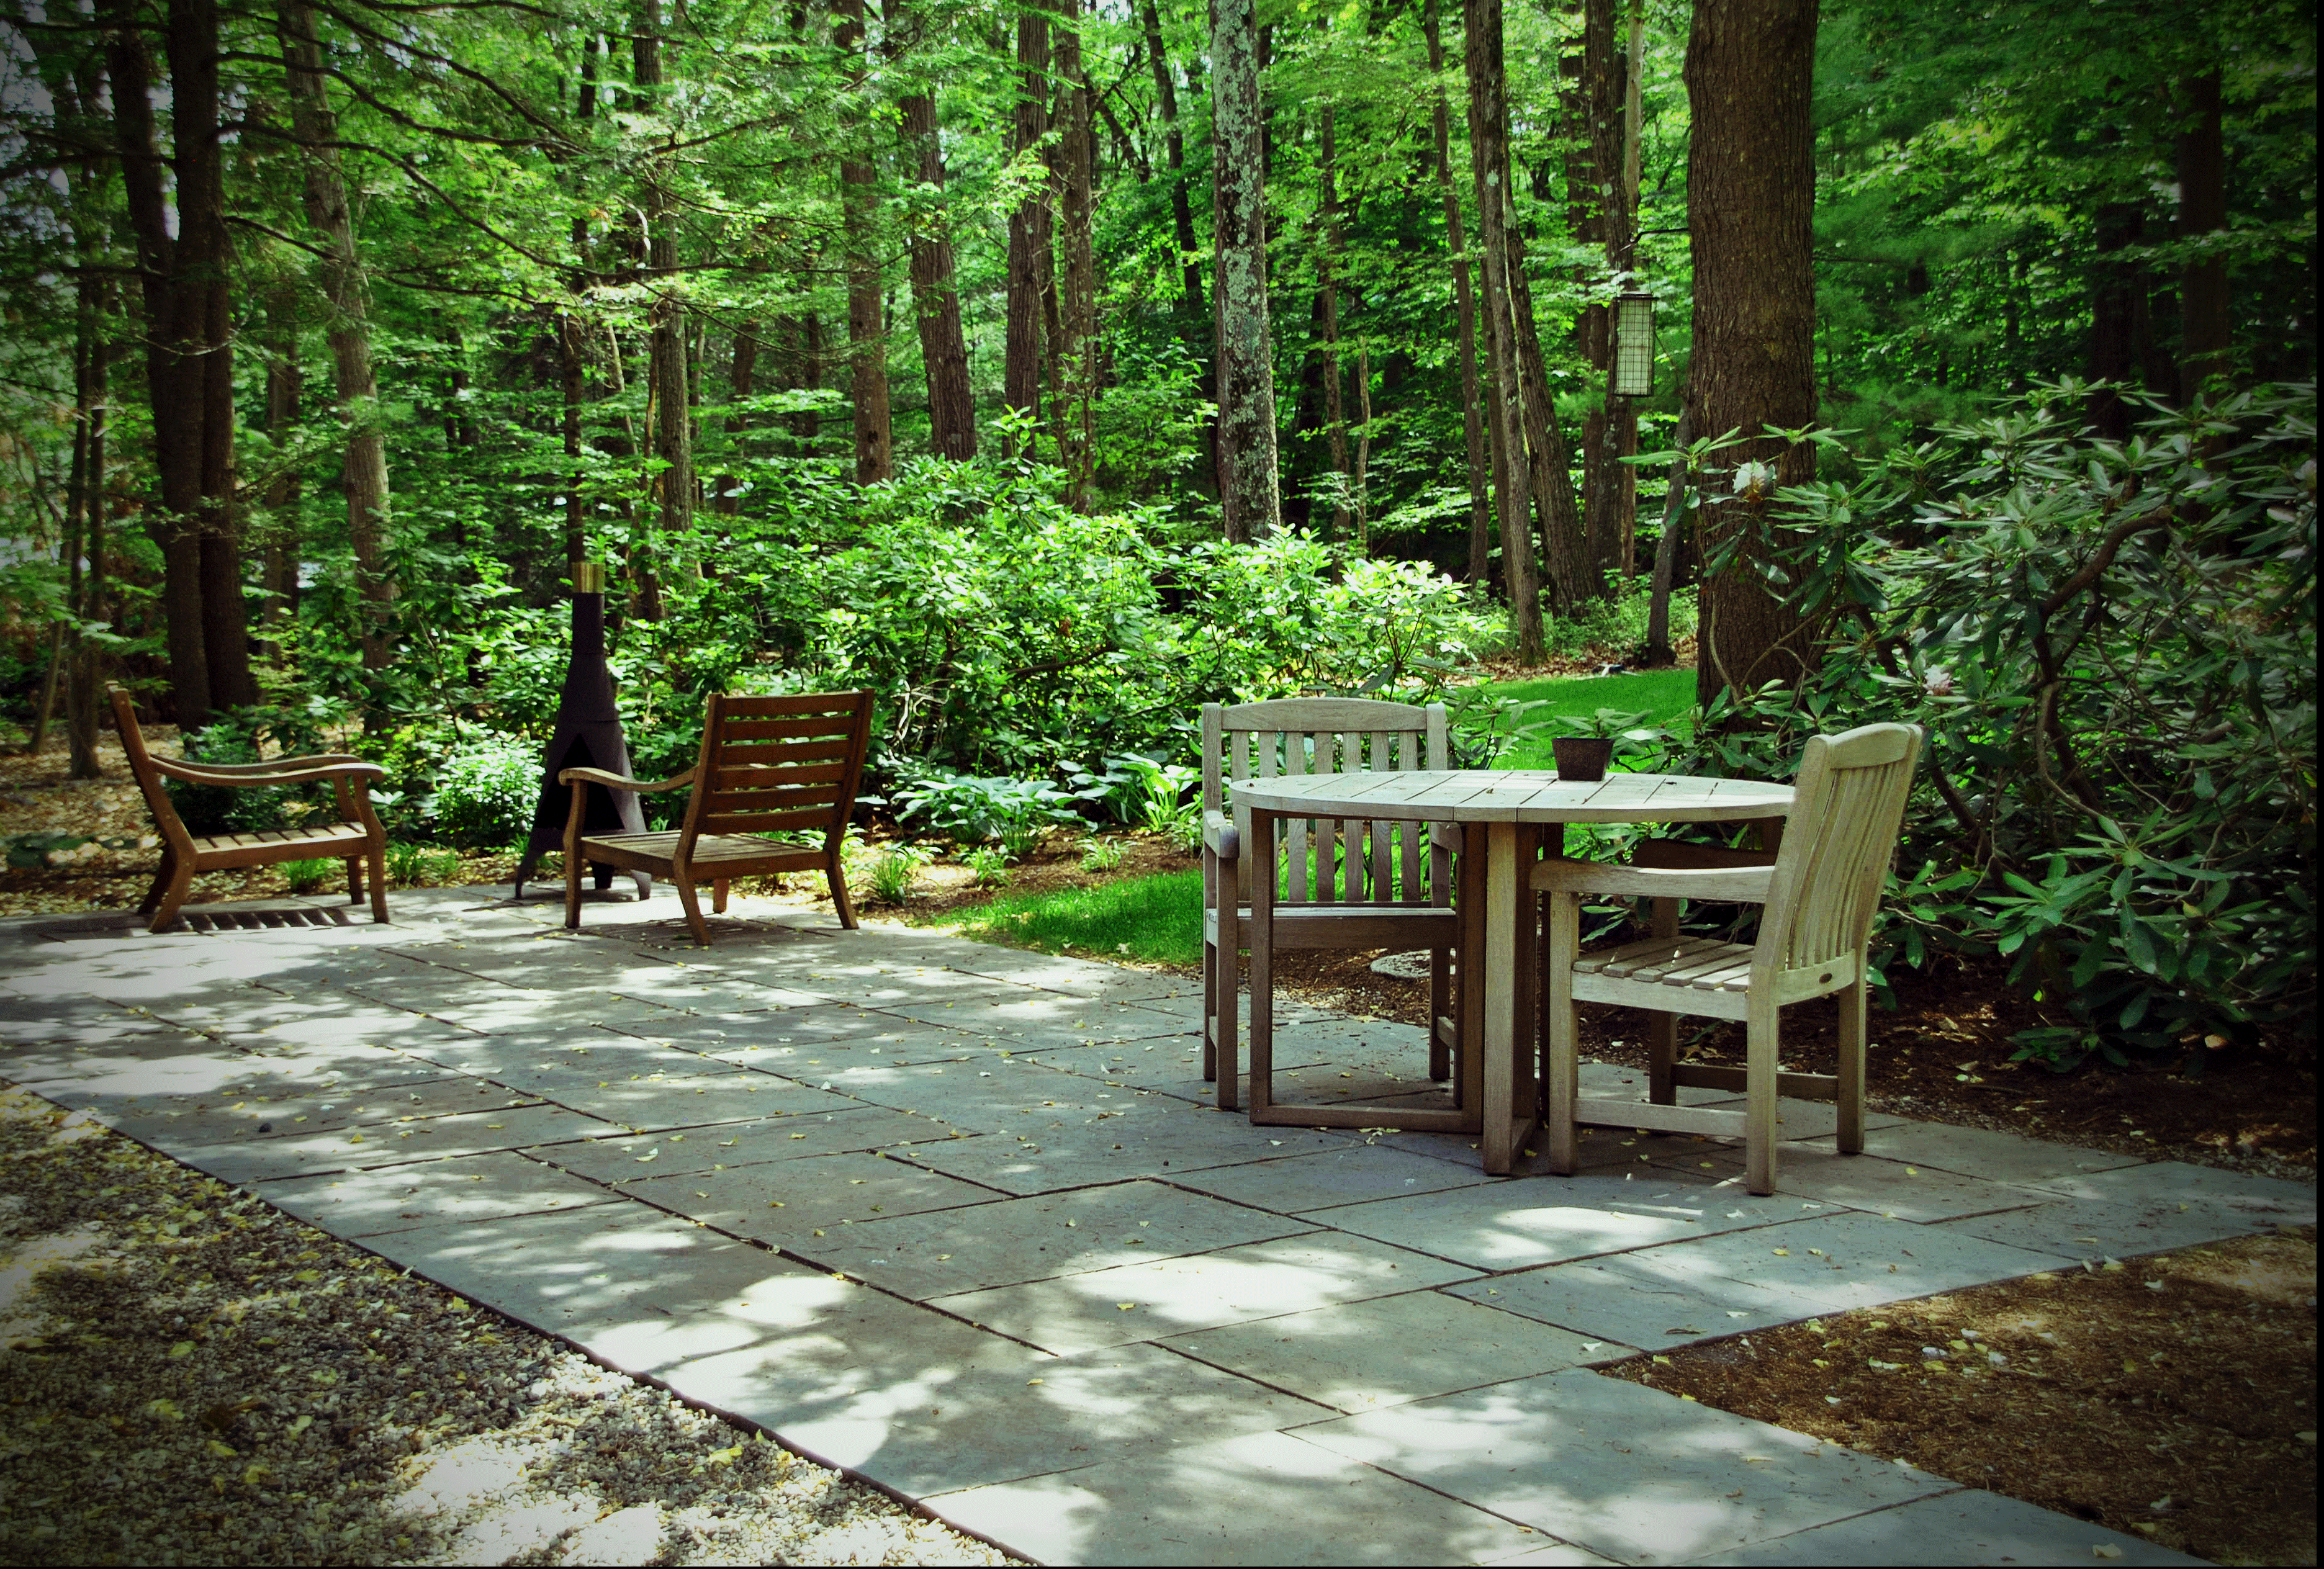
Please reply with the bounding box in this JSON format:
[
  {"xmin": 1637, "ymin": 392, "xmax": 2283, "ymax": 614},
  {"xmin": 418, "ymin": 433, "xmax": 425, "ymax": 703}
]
[
  {"xmin": 867, "ymin": 842, "xmax": 934, "ymax": 904},
  {"xmin": 963, "ymin": 844, "xmax": 1013, "ymax": 887},
  {"xmin": 281, "ymin": 858, "xmax": 337, "ymax": 894},
  {"xmin": 435, "ymin": 732, "xmax": 541, "ymax": 850},
  {"xmin": 1660, "ymin": 381, "xmax": 2317, "ymax": 1069},
  {"xmin": 1077, "ymin": 833, "xmax": 1128, "ymax": 871},
  {"xmin": 387, "ymin": 842, "xmax": 461, "ymax": 887},
  {"xmin": 896, "ymin": 770, "xmax": 1081, "ymax": 852},
  {"xmin": 166, "ymin": 701, "xmax": 338, "ymax": 836},
  {"xmin": 1540, "ymin": 578, "xmax": 1698, "ymax": 660}
]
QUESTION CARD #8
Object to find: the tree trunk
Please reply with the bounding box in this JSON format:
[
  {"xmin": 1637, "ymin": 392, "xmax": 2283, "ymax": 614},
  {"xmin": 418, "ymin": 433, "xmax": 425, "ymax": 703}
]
[
  {"xmin": 1505, "ymin": 225, "xmax": 1590, "ymax": 613},
  {"xmin": 2087, "ymin": 199, "xmax": 2146, "ymax": 441},
  {"xmin": 561, "ymin": 312, "xmax": 589, "ymax": 562},
  {"xmin": 2176, "ymin": 70, "xmax": 2229, "ymax": 403},
  {"xmin": 1686, "ymin": 0, "xmax": 1822, "ymax": 710},
  {"xmin": 1140, "ymin": 0, "xmax": 1203, "ymax": 325},
  {"xmin": 1570, "ymin": 0, "xmax": 1635, "ymax": 587},
  {"xmin": 280, "ymin": 0, "xmax": 393, "ymax": 674},
  {"xmin": 1422, "ymin": 0, "xmax": 1492, "ymax": 588},
  {"xmin": 1462, "ymin": 0, "xmax": 1541, "ymax": 659},
  {"xmin": 713, "ymin": 324, "xmax": 757, "ymax": 513},
  {"xmin": 832, "ymin": 0, "xmax": 892, "ymax": 485},
  {"xmin": 1211, "ymin": 0, "xmax": 1282, "ymax": 541},
  {"xmin": 898, "ymin": 65, "xmax": 976, "ymax": 460},
  {"xmin": 1053, "ymin": 0, "xmax": 1098, "ymax": 508},
  {"xmin": 66, "ymin": 275, "xmax": 110, "ymax": 778},
  {"xmin": 1641, "ymin": 405, "xmax": 1692, "ymax": 667},
  {"xmin": 633, "ymin": 0, "xmax": 694, "ymax": 562},
  {"xmin": 1318, "ymin": 97, "xmax": 1353, "ymax": 543},
  {"xmin": 259, "ymin": 287, "xmax": 301, "ymax": 650},
  {"xmin": 1004, "ymin": 6, "xmax": 1052, "ymax": 456},
  {"xmin": 111, "ymin": 0, "xmax": 256, "ymax": 726}
]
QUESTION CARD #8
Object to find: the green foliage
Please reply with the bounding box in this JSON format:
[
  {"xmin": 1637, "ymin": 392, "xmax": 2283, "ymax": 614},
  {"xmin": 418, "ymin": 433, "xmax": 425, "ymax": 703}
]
[
  {"xmin": 866, "ymin": 842, "xmax": 935, "ymax": 904},
  {"xmin": 434, "ymin": 733, "xmax": 542, "ymax": 851},
  {"xmin": 279, "ymin": 858, "xmax": 338, "ymax": 894},
  {"xmin": 932, "ymin": 869, "xmax": 1209, "ymax": 969},
  {"xmin": 164, "ymin": 704, "xmax": 338, "ymax": 837},
  {"xmin": 1540, "ymin": 582, "xmax": 1699, "ymax": 662},
  {"xmin": 1076, "ymin": 834, "xmax": 1129, "ymax": 872},
  {"xmin": 962, "ymin": 845, "xmax": 1014, "ymax": 887},
  {"xmin": 385, "ymin": 843, "xmax": 462, "ymax": 888},
  {"xmin": 1670, "ymin": 382, "xmax": 2317, "ymax": 1068},
  {"xmin": 896, "ymin": 770, "xmax": 1082, "ymax": 854}
]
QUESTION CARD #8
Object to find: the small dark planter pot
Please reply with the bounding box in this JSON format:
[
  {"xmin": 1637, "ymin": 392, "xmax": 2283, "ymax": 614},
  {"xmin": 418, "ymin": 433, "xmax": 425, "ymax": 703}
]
[{"xmin": 1552, "ymin": 737, "xmax": 1616, "ymax": 782}]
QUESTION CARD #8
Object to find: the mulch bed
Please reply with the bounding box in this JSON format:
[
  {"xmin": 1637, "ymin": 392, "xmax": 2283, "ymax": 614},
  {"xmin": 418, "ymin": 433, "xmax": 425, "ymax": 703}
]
[{"xmin": 1605, "ymin": 1228, "xmax": 2318, "ymax": 1567}]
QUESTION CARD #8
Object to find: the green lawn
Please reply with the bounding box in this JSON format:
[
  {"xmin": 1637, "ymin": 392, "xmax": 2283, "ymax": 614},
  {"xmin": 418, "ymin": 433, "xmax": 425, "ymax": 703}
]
[
  {"xmin": 1475, "ymin": 667, "xmax": 1697, "ymax": 770},
  {"xmin": 917, "ymin": 867, "xmax": 1207, "ymax": 968}
]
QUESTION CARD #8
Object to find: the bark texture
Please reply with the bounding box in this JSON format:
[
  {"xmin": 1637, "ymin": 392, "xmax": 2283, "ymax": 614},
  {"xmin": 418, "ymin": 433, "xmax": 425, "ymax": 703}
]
[
  {"xmin": 2175, "ymin": 70, "xmax": 2230, "ymax": 402},
  {"xmin": 899, "ymin": 57, "xmax": 976, "ymax": 460},
  {"xmin": 1686, "ymin": 0, "xmax": 1822, "ymax": 709},
  {"xmin": 1210, "ymin": 0, "xmax": 1281, "ymax": 541},
  {"xmin": 109, "ymin": 0, "xmax": 254, "ymax": 726},
  {"xmin": 835, "ymin": 0, "xmax": 892, "ymax": 483},
  {"xmin": 1462, "ymin": 0, "xmax": 1542, "ymax": 659},
  {"xmin": 1053, "ymin": 0, "xmax": 1098, "ymax": 507},
  {"xmin": 634, "ymin": 0, "xmax": 695, "ymax": 551},
  {"xmin": 1004, "ymin": 7, "xmax": 1052, "ymax": 453},
  {"xmin": 1141, "ymin": 0, "xmax": 1204, "ymax": 325},
  {"xmin": 280, "ymin": 0, "xmax": 394, "ymax": 667},
  {"xmin": 1422, "ymin": 0, "xmax": 1492, "ymax": 587}
]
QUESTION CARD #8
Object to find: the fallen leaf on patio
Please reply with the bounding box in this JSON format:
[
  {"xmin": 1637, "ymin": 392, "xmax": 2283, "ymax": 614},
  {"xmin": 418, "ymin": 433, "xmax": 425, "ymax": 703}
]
[{"xmin": 1772, "ymin": 1248, "xmax": 1791, "ymax": 1256}]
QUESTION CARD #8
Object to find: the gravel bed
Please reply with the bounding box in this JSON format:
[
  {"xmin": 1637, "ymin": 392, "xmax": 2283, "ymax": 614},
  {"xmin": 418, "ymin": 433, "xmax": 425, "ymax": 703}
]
[{"xmin": 0, "ymin": 1083, "xmax": 1019, "ymax": 1567}]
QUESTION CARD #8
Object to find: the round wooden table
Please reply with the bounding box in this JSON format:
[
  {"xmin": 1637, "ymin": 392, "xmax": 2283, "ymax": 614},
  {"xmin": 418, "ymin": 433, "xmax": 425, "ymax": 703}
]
[{"xmin": 1233, "ymin": 770, "xmax": 1795, "ymax": 1172}]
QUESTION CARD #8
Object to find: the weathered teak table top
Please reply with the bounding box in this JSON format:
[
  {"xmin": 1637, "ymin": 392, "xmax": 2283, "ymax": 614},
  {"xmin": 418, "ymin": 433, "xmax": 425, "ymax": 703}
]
[
  {"xmin": 1240, "ymin": 770, "xmax": 1796, "ymax": 1171},
  {"xmin": 1235, "ymin": 768, "xmax": 1795, "ymax": 824}
]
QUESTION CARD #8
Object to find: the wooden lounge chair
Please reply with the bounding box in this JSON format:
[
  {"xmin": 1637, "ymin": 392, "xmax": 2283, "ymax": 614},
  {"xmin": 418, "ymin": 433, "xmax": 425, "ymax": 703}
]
[
  {"xmin": 1200, "ymin": 698, "xmax": 1463, "ymax": 1115},
  {"xmin": 560, "ymin": 690, "xmax": 873, "ymax": 945},
  {"xmin": 1533, "ymin": 722, "xmax": 1924, "ymax": 1194},
  {"xmin": 109, "ymin": 684, "xmax": 389, "ymax": 933}
]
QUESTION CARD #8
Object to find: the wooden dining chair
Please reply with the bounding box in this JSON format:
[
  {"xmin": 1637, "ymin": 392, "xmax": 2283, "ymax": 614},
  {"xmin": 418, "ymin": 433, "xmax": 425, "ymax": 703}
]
[
  {"xmin": 561, "ymin": 690, "xmax": 873, "ymax": 945},
  {"xmin": 1200, "ymin": 698, "xmax": 1462, "ymax": 1114},
  {"xmin": 109, "ymin": 684, "xmax": 389, "ymax": 933},
  {"xmin": 1533, "ymin": 722, "xmax": 1924, "ymax": 1194}
]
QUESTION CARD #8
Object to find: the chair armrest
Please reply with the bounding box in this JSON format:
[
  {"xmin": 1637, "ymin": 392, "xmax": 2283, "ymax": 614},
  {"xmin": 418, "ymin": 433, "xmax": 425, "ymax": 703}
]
[
  {"xmin": 1630, "ymin": 840, "xmax": 1778, "ymax": 872},
  {"xmin": 152, "ymin": 757, "xmax": 386, "ymax": 789},
  {"xmin": 1530, "ymin": 855, "xmax": 1773, "ymax": 904},
  {"xmin": 1202, "ymin": 810, "xmax": 1239, "ymax": 860},
  {"xmin": 561, "ymin": 765, "xmax": 696, "ymax": 794},
  {"xmin": 186, "ymin": 753, "xmax": 367, "ymax": 776}
]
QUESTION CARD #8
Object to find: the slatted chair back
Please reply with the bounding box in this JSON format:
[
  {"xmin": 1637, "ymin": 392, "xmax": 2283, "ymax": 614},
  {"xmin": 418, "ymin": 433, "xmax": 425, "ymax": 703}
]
[
  {"xmin": 1751, "ymin": 722, "xmax": 1924, "ymax": 982},
  {"xmin": 677, "ymin": 691, "xmax": 874, "ymax": 863},
  {"xmin": 1201, "ymin": 698, "xmax": 1450, "ymax": 909}
]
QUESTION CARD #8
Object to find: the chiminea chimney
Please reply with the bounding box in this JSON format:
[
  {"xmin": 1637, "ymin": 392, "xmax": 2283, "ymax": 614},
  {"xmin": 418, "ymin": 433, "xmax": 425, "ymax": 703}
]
[{"xmin": 513, "ymin": 562, "xmax": 651, "ymax": 901}]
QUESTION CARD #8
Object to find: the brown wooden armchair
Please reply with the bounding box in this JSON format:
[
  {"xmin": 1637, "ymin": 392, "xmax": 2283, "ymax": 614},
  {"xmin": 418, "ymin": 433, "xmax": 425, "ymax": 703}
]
[
  {"xmin": 560, "ymin": 690, "xmax": 874, "ymax": 945},
  {"xmin": 110, "ymin": 685, "xmax": 389, "ymax": 933}
]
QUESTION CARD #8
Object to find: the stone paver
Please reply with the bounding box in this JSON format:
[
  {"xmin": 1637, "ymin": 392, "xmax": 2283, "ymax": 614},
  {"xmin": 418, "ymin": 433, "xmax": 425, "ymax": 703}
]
[
  {"xmin": 1317, "ymin": 1174, "xmax": 1813, "ymax": 1270},
  {"xmin": 1297, "ymin": 1368, "xmax": 1953, "ymax": 1565},
  {"xmin": 0, "ymin": 886, "xmax": 2301, "ymax": 1567},
  {"xmin": 1680, "ymin": 1488, "xmax": 2205, "ymax": 1565},
  {"xmin": 930, "ymin": 1231, "xmax": 1471, "ymax": 1353},
  {"xmin": 790, "ymin": 1179, "xmax": 1309, "ymax": 1301},
  {"xmin": 926, "ymin": 1429, "xmax": 1560, "ymax": 1565},
  {"xmin": 1163, "ymin": 1290, "xmax": 1623, "ymax": 1412}
]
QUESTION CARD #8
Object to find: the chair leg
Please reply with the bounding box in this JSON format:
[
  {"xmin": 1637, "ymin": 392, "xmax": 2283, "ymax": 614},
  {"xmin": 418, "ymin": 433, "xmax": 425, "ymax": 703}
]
[
  {"xmin": 1646, "ymin": 1012, "xmax": 1678, "ymax": 1104},
  {"xmin": 146, "ymin": 861, "xmax": 196, "ymax": 933},
  {"xmin": 346, "ymin": 854, "xmax": 364, "ymax": 904},
  {"xmin": 1835, "ymin": 979, "xmax": 1868, "ymax": 1154},
  {"xmin": 713, "ymin": 877, "xmax": 730, "ymax": 915},
  {"xmin": 673, "ymin": 871, "xmax": 712, "ymax": 946},
  {"xmin": 366, "ymin": 843, "xmax": 389, "ymax": 923},
  {"xmin": 1543, "ymin": 889, "xmax": 1582, "ymax": 1176},
  {"xmin": 827, "ymin": 855, "xmax": 859, "ymax": 930},
  {"xmin": 1428, "ymin": 948, "xmax": 1452, "ymax": 1084},
  {"xmin": 1744, "ymin": 998, "xmax": 1781, "ymax": 1195},
  {"xmin": 564, "ymin": 847, "xmax": 584, "ymax": 930},
  {"xmin": 1215, "ymin": 942, "xmax": 1243, "ymax": 1112},
  {"xmin": 138, "ymin": 849, "xmax": 178, "ymax": 918},
  {"xmin": 1200, "ymin": 937, "xmax": 1218, "ymax": 1082},
  {"xmin": 1646, "ymin": 894, "xmax": 1679, "ymax": 1102}
]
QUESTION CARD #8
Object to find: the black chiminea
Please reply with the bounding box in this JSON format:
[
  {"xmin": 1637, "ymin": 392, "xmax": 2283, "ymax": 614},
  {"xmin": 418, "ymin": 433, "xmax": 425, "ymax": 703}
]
[{"xmin": 513, "ymin": 563, "xmax": 651, "ymax": 901}]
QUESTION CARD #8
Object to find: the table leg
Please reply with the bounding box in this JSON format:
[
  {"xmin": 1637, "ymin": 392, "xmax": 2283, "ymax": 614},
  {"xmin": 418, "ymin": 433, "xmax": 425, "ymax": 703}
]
[
  {"xmin": 1479, "ymin": 821, "xmax": 1541, "ymax": 1174},
  {"xmin": 1248, "ymin": 810, "xmax": 1276, "ymax": 1118}
]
